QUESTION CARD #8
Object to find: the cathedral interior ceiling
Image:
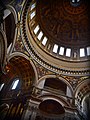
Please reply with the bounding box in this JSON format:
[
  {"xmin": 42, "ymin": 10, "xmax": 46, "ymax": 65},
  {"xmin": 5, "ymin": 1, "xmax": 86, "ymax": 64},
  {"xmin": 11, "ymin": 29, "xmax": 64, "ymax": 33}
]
[
  {"xmin": 20, "ymin": 0, "xmax": 90, "ymax": 76},
  {"xmin": 0, "ymin": 0, "xmax": 90, "ymax": 78}
]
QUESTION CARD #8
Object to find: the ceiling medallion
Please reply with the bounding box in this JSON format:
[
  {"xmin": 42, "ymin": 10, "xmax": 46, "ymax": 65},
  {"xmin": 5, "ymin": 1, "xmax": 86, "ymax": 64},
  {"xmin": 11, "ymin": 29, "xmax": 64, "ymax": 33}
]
[
  {"xmin": 70, "ymin": 0, "xmax": 81, "ymax": 7},
  {"xmin": 63, "ymin": 0, "xmax": 87, "ymax": 15}
]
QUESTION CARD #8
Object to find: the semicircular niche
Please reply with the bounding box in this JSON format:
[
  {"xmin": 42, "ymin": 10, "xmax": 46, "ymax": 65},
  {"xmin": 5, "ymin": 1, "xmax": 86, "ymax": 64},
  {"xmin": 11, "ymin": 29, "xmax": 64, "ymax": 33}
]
[{"xmin": 39, "ymin": 99, "xmax": 65, "ymax": 117}]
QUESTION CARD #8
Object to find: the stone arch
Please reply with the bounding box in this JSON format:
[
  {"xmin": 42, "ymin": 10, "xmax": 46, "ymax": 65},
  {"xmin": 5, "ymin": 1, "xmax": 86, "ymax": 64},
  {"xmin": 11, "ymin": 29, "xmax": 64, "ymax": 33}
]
[
  {"xmin": 81, "ymin": 93, "xmax": 90, "ymax": 109},
  {"xmin": 7, "ymin": 52, "xmax": 38, "ymax": 83},
  {"xmin": 38, "ymin": 99, "xmax": 65, "ymax": 118},
  {"xmin": 74, "ymin": 78, "xmax": 90, "ymax": 98},
  {"xmin": 4, "ymin": 5, "xmax": 18, "ymax": 54},
  {"xmin": 38, "ymin": 94, "xmax": 71, "ymax": 107},
  {"xmin": 37, "ymin": 74, "xmax": 73, "ymax": 97},
  {"xmin": 1, "ymin": 52, "xmax": 38, "ymax": 92},
  {"xmin": 74, "ymin": 78, "xmax": 90, "ymax": 112},
  {"xmin": 28, "ymin": 94, "xmax": 71, "ymax": 120}
]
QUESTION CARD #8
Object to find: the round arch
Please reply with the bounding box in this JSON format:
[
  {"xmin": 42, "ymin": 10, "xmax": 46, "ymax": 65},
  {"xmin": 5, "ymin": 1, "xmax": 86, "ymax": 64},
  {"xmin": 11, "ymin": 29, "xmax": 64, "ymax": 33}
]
[
  {"xmin": 74, "ymin": 78, "xmax": 90, "ymax": 111},
  {"xmin": 38, "ymin": 94, "xmax": 71, "ymax": 107},
  {"xmin": 74, "ymin": 78, "xmax": 90, "ymax": 97},
  {"xmin": 81, "ymin": 93, "xmax": 90, "ymax": 111},
  {"xmin": 7, "ymin": 52, "xmax": 38, "ymax": 83},
  {"xmin": 37, "ymin": 74, "xmax": 73, "ymax": 97},
  {"xmin": 38, "ymin": 99, "xmax": 65, "ymax": 117}
]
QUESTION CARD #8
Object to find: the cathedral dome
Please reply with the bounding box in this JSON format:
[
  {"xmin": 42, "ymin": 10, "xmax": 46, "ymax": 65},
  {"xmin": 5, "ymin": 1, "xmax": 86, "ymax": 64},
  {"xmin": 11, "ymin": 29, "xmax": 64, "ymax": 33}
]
[{"xmin": 21, "ymin": 0, "xmax": 90, "ymax": 75}]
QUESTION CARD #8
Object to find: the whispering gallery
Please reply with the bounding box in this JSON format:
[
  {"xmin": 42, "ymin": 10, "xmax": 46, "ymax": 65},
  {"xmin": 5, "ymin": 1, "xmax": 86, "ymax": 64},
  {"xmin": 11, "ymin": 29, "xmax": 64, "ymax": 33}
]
[{"xmin": 0, "ymin": 0, "xmax": 90, "ymax": 120}]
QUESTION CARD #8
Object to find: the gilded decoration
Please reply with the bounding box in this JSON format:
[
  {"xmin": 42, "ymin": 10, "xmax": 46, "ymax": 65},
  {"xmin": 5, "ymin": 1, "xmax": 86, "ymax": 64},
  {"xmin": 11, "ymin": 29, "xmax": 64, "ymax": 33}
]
[
  {"xmin": 60, "ymin": 74, "xmax": 90, "ymax": 89},
  {"xmin": 35, "ymin": 63, "xmax": 54, "ymax": 78},
  {"xmin": 14, "ymin": 35, "xmax": 25, "ymax": 52},
  {"xmin": 21, "ymin": 0, "xmax": 90, "ymax": 75},
  {"xmin": 37, "ymin": 0, "xmax": 89, "ymax": 46},
  {"xmin": 14, "ymin": 21, "xmax": 26, "ymax": 52}
]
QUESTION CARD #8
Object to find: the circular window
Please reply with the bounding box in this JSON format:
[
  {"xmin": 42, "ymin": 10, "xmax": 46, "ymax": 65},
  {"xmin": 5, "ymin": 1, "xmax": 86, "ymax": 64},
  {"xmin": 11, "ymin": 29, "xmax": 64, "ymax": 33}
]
[{"xmin": 70, "ymin": 0, "xmax": 81, "ymax": 7}]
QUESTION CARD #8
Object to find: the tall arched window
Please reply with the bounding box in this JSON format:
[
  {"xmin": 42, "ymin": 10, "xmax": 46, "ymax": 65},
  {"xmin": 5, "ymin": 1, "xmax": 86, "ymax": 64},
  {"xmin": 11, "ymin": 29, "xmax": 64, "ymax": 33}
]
[
  {"xmin": 0, "ymin": 83, "xmax": 4, "ymax": 91},
  {"xmin": 11, "ymin": 79, "xmax": 19, "ymax": 90}
]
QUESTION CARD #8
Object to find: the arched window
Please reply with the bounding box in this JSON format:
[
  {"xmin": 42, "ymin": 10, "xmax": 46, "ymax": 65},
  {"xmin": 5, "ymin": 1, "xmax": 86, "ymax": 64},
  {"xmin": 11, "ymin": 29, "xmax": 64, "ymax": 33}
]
[
  {"xmin": 34, "ymin": 25, "xmax": 40, "ymax": 34},
  {"xmin": 37, "ymin": 31, "xmax": 43, "ymax": 40},
  {"xmin": 53, "ymin": 44, "xmax": 58, "ymax": 53},
  {"xmin": 59, "ymin": 47, "xmax": 65, "ymax": 55},
  {"xmin": 11, "ymin": 79, "xmax": 19, "ymax": 90},
  {"xmin": 42, "ymin": 37, "xmax": 48, "ymax": 46},
  {"xmin": 0, "ymin": 83, "xmax": 4, "ymax": 91},
  {"xmin": 66, "ymin": 48, "xmax": 71, "ymax": 57},
  {"xmin": 80, "ymin": 48, "xmax": 85, "ymax": 57}
]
